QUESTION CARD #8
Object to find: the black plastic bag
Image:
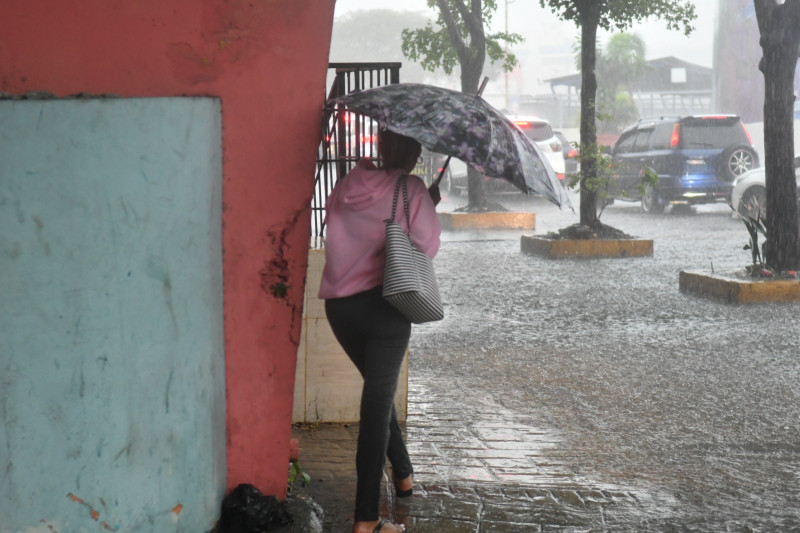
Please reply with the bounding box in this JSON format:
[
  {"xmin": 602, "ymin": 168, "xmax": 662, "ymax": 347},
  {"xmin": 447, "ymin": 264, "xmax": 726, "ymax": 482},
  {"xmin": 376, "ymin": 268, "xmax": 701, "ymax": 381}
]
[{"xmin": 218, "ymin": 483, "xmax": 293, "ymax": 532}]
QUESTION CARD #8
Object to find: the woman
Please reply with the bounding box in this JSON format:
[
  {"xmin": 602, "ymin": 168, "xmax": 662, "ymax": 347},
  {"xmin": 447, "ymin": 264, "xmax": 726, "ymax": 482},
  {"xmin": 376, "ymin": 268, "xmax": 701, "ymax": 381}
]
[{"xmin": 318, "ymin": 128, "xmax": 441, "ymax": 533}]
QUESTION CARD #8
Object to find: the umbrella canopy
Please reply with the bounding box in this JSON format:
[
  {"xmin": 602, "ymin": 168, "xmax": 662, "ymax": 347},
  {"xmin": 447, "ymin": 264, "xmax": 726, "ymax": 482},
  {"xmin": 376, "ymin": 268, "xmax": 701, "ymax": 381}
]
[{"xmin": 330, "ymin": 83, "xmax": 572, "ymax": 209}]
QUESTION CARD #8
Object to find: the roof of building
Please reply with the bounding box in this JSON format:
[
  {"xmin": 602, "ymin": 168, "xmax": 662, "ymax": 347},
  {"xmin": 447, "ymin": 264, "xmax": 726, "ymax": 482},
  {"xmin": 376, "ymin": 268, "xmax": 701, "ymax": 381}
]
[{"xmin": 546, "ymin": 56, "xmax": 712, "ymax": 93}]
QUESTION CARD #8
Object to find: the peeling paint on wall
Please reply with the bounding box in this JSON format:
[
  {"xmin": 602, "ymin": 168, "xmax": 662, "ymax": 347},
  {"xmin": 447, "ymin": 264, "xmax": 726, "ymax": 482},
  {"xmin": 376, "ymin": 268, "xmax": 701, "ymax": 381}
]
[
  {"xmin": 67, "ymin": 493, "xmax": 118, "ymax": 530},
  {"xmin": 258, "ymin": 207, "xmax": 309, "ymax": 347},
  {"xmin": 259, "ymin": 210, "xmax": 306, "ymax": 304}
]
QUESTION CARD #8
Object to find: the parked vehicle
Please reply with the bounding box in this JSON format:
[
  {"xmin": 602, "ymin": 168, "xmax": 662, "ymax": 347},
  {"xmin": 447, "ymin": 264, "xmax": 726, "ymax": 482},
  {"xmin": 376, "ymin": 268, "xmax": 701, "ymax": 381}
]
[
  {"xmin": 554, "ymin": 130, "xmax": 579, "ymax": 175},
  {"xmin": 512, "ymin": 116, "xmax": 566, "ymax": 180},
  {"xmin": 609, "ymin": 115, "xmax": 759, "ymax": 212},
  {"xmin": 322, "ymin": 113, "xmax": 380, "ymax": 161},
  {"xmin": 442, "ymin": 116, "xmax": 566, "ymax": 196},
  {"xmin": 440, "ymin": 157, "xmax": 481, "ymax": 196},
  {"xmin": 730, "ymin": 157, "xmax": 800, "ymax": 220}
]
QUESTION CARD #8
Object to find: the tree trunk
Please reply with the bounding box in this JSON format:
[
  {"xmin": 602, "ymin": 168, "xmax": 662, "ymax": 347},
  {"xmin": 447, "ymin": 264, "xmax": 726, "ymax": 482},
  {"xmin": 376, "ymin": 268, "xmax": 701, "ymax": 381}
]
[
  {"xmin": 756, "ymin": 1, "xmax": 800, "ymax": 271},
  {"xmin": 461, "ymin": 29, "xmax": 489, "ymax": 211},
  {"xmin": 578, "ymin": 3, "xmax": 601, "ymax": 229}
]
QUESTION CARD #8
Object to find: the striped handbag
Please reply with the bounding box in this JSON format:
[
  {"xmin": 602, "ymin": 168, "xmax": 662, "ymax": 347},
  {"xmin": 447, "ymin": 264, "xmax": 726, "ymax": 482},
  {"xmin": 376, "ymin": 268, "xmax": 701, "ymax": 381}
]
[{"xmin": 382, "ymin": 175, "xmax": 444, "ymax": 324}]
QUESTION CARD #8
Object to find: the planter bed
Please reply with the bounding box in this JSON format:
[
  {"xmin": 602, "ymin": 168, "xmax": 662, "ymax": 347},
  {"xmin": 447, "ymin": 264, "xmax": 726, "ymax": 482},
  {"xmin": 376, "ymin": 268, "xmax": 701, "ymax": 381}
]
[
  {"xmin": 438, "ymin": 211, "xmax": 535, "ymax": 230},
  {"xmin": 520, "ymin": 235, "xmax": 653, "ymax": 259},
  {"xmin": 679, "ymin": 269, "xmax": 800, "ymax": 303}
]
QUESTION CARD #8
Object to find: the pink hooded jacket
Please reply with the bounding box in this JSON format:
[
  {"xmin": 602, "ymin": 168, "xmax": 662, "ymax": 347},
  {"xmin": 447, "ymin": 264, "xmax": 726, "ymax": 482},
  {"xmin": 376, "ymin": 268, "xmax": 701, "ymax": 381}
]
[{"xmin": 318, "ymin": 158, "xmax": 441, "ymax": 299}]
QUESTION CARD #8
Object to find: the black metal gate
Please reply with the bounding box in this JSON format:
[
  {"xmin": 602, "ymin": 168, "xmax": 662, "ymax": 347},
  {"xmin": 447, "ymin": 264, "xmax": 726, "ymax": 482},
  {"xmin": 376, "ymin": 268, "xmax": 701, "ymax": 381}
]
[{"xmin": 311, "ymin": 63, "xmax": 401, "ymax": 241}]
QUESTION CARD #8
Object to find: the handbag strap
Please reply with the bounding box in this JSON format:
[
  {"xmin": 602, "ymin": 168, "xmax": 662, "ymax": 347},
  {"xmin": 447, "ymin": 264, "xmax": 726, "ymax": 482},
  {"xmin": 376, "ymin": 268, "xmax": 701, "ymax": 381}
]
[{"xmin": 389, "ymin": 175, "xmax": 412, "ymax": 234}]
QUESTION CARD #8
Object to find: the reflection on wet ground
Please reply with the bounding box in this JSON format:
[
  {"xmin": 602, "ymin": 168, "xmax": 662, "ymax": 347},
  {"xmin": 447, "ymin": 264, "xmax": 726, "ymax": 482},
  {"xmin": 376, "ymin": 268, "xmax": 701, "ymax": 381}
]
[
  {"xmin": 408, "ymin": 192, "xmax": 800, "ymax": 530},
  {"xmin": 403, "ymin": 374, "xmax": 680, "ymax": 530}
]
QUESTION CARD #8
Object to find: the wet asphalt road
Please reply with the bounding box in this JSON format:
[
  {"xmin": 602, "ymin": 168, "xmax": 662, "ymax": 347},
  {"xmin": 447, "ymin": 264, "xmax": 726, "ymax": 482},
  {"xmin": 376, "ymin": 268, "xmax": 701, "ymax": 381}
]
[{"xmin": 409, "ymin": 191, "xmax": 800, "ymax": 531}]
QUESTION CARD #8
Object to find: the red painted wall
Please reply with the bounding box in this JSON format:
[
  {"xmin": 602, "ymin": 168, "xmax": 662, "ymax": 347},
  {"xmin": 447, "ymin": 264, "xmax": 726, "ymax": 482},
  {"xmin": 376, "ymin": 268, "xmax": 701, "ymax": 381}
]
[{"xmin": 0, "ymin": 0, "xmax": 335, "ymax": 498}]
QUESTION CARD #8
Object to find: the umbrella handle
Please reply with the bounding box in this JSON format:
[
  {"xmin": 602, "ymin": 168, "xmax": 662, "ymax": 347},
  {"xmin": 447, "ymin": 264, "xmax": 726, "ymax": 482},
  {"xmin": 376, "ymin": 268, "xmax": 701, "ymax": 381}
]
[
  {"xmin": 477, "ymin": 76, "xmax": 489, "ymax": 96},
  {"xmin": 434, "ymin": 155, "xmax": 452, "ymax": 187}
]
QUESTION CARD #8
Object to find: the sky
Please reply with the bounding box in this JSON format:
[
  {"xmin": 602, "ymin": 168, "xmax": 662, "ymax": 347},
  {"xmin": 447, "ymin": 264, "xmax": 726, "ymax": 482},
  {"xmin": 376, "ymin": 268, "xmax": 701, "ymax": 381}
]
[{"xmin": 333, "ymin": 0, "xmax": 718, "ymax": 105}]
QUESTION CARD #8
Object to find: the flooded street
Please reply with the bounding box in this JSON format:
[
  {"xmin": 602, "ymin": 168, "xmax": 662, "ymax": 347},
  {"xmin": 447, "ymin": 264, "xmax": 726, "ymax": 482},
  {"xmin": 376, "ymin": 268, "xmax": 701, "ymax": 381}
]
[{"xmin": 408, "ymin": 192, "xmax": 800, "ymax": 530}]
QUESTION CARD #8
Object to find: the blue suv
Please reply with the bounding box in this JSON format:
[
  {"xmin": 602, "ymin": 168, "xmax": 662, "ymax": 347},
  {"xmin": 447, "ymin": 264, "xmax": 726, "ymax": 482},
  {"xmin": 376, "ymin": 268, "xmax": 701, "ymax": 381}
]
[{"xmin": 609, "ymin": 115, "xmax": 758, "ymax": 212}]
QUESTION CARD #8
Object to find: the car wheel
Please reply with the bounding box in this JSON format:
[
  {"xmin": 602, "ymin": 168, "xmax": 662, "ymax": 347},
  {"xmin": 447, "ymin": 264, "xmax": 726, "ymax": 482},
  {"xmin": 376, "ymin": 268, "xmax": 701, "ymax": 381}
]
[
  {"xmin": 720, "ymin": 145, "xmax": 757, "ymax": 181},
  {"xmin": 641, "ymin": 183, "xmax": 665, "ymax": 213},
  {"xmin": 738, "ymin": 185, "xmax": 766, "ymax": 221}
]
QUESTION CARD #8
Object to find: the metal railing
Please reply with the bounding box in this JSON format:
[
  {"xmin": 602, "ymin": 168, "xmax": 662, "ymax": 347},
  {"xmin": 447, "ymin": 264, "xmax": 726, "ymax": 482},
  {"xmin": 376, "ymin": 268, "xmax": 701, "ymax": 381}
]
[{"xmin": 311, "ymin": 63, "xmax": 401, "ymax": 241}]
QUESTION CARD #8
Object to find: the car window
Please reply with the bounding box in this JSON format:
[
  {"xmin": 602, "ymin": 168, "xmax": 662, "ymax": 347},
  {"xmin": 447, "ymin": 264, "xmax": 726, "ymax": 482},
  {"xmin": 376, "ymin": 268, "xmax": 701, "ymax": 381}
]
[
  {"xmin": 515, "ymin": 121, "xmax": 554, "ymax": 142},
  {"xmin": 615, "ymin": 130, "xmax": 637, "ymax": 153},
  {"xmin": 633, "ymin": 128, "xmax": 653, "ymax": 152},
  {"xmin": 651, "ymin": 122, "xmax": 674, "ymax": 150},
  {"xmin": 679, "ymin": 117, "xmax": 749, "ymax": 149}
]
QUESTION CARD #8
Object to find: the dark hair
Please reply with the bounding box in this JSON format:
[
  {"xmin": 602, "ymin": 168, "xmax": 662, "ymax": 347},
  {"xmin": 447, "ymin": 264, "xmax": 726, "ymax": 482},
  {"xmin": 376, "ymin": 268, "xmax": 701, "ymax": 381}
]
[{"xmin": 378, "ymin": 128, "xmax": 422, "ymax": 170}]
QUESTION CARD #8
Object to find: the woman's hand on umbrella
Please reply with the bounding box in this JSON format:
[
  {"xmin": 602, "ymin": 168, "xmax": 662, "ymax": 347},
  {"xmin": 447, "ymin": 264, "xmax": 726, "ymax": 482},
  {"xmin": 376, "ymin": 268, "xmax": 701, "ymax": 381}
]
[{"xmin": 428, "ymin": 183, "xmax": 441, "ymax": 206}]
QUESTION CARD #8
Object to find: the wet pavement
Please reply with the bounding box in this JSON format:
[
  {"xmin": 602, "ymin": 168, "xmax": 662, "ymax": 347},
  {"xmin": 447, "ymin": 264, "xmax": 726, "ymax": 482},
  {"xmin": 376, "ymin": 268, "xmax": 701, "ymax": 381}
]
[{"xmin": 288, "ymin": 191, "xmax": 800, "ymax": 532}]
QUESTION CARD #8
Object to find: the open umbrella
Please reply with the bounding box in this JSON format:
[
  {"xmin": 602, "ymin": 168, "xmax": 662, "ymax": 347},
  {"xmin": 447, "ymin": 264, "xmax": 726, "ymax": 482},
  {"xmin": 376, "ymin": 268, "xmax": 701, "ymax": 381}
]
[{"xmin": 330, "ymin": 82, "xmax": 572, "ymax": 209}]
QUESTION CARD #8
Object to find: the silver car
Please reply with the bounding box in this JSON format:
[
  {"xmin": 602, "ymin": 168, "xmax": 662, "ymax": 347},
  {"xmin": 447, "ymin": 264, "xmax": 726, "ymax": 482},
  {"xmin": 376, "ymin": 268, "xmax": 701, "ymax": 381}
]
[{"xmin": 730, "ymin": 158, "xmax": 800, "ymax": 220}]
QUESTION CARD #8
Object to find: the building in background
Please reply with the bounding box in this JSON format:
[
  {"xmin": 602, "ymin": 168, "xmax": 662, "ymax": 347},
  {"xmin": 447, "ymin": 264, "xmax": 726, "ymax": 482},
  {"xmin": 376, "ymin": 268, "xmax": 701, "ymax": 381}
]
[
  {"xmin": 543, "ymin": 57, "xmax": 713, "ymax": 130},
  {"xmin": 714, "ymin": 0, "xmax": 763, "ymax": 122}
]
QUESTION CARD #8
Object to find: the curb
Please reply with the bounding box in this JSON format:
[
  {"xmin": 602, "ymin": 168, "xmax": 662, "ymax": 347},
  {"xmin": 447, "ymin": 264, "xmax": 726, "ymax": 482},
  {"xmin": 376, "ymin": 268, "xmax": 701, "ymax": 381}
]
[
  {"xmin": 520, "ymin": 235, "xmax": 653, "ymax": 258},
  {"xmin": 438, "ymin": 211, "xmax": 536, "ymax": 230},
  {"xmin": 679, "ymin": 270, "xmax": 800, "ymax": 303}
]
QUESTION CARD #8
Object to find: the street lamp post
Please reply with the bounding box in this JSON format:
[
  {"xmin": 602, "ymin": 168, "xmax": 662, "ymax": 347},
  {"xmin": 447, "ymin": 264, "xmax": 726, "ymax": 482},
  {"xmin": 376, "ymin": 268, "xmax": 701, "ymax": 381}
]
[{"xmin": 505, "ymin": 0, "xmax": 509, "ymax": 110}]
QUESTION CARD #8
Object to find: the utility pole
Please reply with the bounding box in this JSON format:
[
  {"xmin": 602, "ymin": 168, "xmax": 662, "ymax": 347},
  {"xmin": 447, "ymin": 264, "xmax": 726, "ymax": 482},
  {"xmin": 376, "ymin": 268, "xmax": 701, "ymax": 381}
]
[{"xmin": 505, "ymin": 0, "xmax": 509, "ymax": 110}]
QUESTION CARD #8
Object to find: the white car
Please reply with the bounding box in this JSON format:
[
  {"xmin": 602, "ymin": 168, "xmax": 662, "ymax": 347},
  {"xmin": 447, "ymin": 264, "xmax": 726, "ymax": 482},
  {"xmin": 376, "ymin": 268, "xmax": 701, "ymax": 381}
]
[
  {"xmin": 441, "ymin": 115, "xmax": 566, "ymax": 195},
  {"xmin": 730, "ymin": 159, "xmax": 800, "ymax": 220},
  {"xmin": 510, "ymin": 115, "xmax": 566, "ymax": 178}
]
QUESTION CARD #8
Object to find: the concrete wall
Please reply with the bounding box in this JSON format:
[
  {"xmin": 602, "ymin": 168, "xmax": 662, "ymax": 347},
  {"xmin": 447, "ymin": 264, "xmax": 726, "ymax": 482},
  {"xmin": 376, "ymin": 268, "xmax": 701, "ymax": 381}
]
[
  {"xmin": 0, "ymin": 0, "xmax": 336, "ymax": 509},
  {"xmin": 293, "ymin": 250, "xmax": 408, "ymax": 424},
  {"xmin": 0, "ymin": 98, "xmax": 224, "ymax": 531}
]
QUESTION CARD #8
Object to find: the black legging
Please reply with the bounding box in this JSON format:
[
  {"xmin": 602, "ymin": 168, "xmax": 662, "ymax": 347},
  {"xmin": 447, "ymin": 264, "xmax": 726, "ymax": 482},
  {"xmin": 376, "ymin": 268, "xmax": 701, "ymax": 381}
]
[{"xmin": 325, "ymin": 286, "xmax": 414, "ymax": 522}]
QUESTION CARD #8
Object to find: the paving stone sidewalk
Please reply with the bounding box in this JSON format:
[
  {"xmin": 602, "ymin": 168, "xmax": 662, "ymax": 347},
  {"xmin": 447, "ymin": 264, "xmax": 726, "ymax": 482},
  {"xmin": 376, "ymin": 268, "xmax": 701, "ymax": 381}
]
[{"xmin": 282, "ymin": 375, "xmax": 676, "ymax": 532}]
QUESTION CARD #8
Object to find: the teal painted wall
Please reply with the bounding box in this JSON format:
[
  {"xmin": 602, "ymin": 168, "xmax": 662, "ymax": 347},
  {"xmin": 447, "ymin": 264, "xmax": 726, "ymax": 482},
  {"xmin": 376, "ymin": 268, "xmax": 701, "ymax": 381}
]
[{"xmin": 0, "ymin": 98, "xmax": 225, "ymax": 532}]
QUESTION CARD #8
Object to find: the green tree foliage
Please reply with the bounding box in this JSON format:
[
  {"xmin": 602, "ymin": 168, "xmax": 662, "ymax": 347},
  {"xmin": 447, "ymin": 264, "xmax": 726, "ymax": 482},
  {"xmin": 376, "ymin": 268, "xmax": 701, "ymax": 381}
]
[
  {"xmin": 402, "ymin": 0, "xmax": 522, "ymax": 211},
  {"xmin": 401, "ymin": 0, "xmax": 521, "ymax": 93},
  {"xmin": 597, "ymin": 33, "xmax": 647, "ymax": 133},
  {"xmin": 541, "ymin": 0, "xmax": 696, "ymax": 230},
  {"xmin": 753, "ymin": 0, "xmax": 800, "ymax": 271},
  {"xmin": 575, "ymin": 32, "xmax": 648, "ymax": 134}
]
